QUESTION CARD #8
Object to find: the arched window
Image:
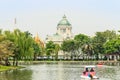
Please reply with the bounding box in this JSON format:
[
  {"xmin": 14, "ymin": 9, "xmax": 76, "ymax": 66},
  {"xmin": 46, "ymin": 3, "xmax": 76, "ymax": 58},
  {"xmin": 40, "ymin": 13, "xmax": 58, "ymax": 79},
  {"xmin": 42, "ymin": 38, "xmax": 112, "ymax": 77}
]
[{"xmin": 63, "ymin": 29, "xmax": 66, "ymax": 33}]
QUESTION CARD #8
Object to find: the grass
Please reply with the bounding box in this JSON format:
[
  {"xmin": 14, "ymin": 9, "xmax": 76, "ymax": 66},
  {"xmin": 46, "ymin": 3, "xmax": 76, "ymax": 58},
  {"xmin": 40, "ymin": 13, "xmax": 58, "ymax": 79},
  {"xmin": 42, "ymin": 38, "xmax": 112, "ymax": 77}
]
[{"xmin": 0, "ymin": 65, "xmax": 24, "ymax": 72}]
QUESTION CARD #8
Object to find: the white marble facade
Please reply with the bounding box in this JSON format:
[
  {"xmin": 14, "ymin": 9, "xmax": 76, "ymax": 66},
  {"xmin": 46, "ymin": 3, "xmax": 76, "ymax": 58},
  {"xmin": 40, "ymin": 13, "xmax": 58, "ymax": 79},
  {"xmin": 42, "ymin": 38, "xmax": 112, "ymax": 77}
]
[{"xmin": 45, "ymin": 15, "xmax": 74, "ymax": 45}]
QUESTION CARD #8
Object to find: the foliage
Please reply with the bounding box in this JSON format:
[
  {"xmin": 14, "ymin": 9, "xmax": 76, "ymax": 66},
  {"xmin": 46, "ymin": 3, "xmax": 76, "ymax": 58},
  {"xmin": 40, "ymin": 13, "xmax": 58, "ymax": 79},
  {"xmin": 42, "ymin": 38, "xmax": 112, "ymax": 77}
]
[
  {"xmin": 92, "ymin": 30, "xmax": 117, "ymax": 55},
  {"xmin": 54, "ymin": 44, "xmax": 60, "ymax": 60},
  {"xmin": 0, "ymin": 40, "xmax": 16, "ymax": 66},
  {"xmin": 104, "ymin": 39, "xmax": 120, "ymax": 54},
  {"xmin": 74, "ymin": 34, "xmax": 93, "ymax": 56},
  {"xmin": 74, "ymin": 34, "xmax": 90, "ymax": 46},
  {"xmin": 1, "ymin": 29, "xmax": 36, "ymax": 65},
  {"xmin": 0, "ymin": 28, "xmax": 120, "ymax": 62},
  {"xmin": 33, "ymin": 42, "xmax": 42, "ymax": 60},
  {"xmin": 17, "ymin": 31, "xmax": 34, "ymax": 60},
  {"xmin": 45, "ymin": 41, "xmax": 55, "ymax": 59},
  {"xmin": 61, "ymin": 40, "xmax": 78, "ymax": 59}
]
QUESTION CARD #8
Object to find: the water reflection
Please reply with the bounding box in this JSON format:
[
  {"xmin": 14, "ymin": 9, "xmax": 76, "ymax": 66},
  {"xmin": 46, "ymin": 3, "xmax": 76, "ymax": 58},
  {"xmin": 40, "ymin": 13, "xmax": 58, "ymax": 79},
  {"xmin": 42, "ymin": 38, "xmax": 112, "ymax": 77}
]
[
  {"xmin": 28, "ymin": 63, "xmax": 82, "ymax": 80},
  {"xmin": 96, "ymin": 66, "xmax": 115, "ymax": 80},
  {"xmin": 0, "ymin": 69, "xmax": 32, "ymax": 80},
  {"xmin": 0, "ymin": 62, "xmax": 120, "ymax": 80}
]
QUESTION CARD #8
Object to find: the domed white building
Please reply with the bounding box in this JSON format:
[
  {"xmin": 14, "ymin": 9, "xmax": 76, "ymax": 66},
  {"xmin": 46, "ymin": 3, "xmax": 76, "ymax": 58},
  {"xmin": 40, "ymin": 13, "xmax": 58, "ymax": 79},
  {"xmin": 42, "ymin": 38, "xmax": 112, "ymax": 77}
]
[{"xmin": 45, "ymin": 15, "xmax": 74, "ymax": 45}]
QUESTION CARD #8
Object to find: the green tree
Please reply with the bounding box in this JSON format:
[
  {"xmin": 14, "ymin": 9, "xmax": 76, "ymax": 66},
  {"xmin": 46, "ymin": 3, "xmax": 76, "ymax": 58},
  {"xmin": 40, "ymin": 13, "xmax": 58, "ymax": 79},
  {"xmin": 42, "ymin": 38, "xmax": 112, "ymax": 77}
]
[
  {"xmin": 74, "ymin": 34, "xmax": 90, "ymax": 45},
  {"xmin": 0, "ymin": 29, "xmax": 5, "ymax": 42},
  {"xmin": 61, "ymin": 40, "xmax": 78, "ymax": 60},
  {"xmin": 5, "ymin": 29, "xmax": 35, "ymax": 63},
  {"xmin": 54, "ymin": 44, "xmax": 60, "ymax": 60},
  {"xmin": 33, "ymin": 42, "xmax": 41, "ymax": 60},
  {"xmin": 19, "ymin": 31, "xmax": 34, "ymax": 60},
  {"xmin": 45, "ymin": 41, "xmax": 55, "ymax": 59},
  {"xmin": 103, "ymin": 39, "xmax": 120, "ymax": 61},
  {"xmin": 0, "ymin": 40, "xmax": 16, "ymax": 66},
  {"xmin": 92, "ymin": 30, "xmax": 117, "ymax": 60},
  {"xmin": 104, "ymin": 39, "xmax": 120, "ymax": 54},
  {"xmin": 74, "ymin": 34, "xmax": 92, "ymax": 59}
]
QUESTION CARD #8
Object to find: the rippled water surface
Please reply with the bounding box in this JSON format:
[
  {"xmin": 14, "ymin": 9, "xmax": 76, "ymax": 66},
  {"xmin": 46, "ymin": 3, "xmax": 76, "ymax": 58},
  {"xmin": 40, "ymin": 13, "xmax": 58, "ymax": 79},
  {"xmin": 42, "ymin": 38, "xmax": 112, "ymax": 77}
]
[{"xmin": 0, "ymin": 62, "xmax": 120, "ymax": 80}]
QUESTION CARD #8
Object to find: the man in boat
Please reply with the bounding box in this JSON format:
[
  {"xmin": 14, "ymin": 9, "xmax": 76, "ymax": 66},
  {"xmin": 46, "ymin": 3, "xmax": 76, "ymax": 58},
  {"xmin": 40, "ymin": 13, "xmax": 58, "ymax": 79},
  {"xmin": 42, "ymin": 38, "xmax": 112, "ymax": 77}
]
[
  {"xmin": 90, "ymin": 68, "xmax": 95, "ymax": 76},
  {"xmin": 89, "ymin": 68, "xmax": 95, "ymax": 79}
]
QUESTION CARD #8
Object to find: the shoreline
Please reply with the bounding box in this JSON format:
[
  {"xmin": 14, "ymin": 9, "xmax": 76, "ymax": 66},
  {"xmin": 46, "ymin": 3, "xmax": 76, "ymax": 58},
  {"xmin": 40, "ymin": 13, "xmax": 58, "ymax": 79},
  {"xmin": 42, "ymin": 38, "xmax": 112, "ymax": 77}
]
[
  {"xmin": 17, "ymin": 60, "xmax": 120, "ymax": 65},
  {"xmin": 1, "ymin": 60, "xmax": 119, "ymax": 72}
]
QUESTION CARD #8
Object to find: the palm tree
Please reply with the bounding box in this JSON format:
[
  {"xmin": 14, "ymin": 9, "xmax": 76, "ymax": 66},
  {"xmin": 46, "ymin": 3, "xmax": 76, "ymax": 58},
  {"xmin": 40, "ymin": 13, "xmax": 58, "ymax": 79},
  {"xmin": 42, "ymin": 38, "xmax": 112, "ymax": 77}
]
[{"xmin": 82, "ymin": 43, "xmax": 93, "ymax": 60}]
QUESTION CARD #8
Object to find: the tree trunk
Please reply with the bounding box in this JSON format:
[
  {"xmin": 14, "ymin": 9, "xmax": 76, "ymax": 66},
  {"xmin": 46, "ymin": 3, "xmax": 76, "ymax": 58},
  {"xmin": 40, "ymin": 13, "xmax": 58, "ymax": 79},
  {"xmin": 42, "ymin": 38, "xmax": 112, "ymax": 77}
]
[
  {"xmin": 34, "ymin": 54, "xmax": 37, "ymax": 61},
  {"xmin": 16, "ymin": 59, "xmax": 18, "ymax": 66},
  {"xmin": 5, "ymin": 57, "xmax": 10, "ymax": 66},
  {"xmin": 55, "ymin": 52, "xmax": 58, "ymax": 60},
  {"xmin": 13, "ymin": 56, "xmax": 15, "ymax": 66}
]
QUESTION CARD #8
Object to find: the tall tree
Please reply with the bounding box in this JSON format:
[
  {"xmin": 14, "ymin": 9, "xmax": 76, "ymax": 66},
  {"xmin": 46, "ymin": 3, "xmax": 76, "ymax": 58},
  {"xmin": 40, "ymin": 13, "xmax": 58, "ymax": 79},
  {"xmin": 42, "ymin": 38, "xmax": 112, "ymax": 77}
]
[
  {"xmin": 74, "ymin": 34, "xmax": 92, "ymax": 58},
  {"xmin": 4, "ymin": 29, "xmax": 35, "ymax": 62},
  {"xmin": 61, "ymin": 40, "xmax": 78, "ymax": 60},
  {"xmin": 92, "ymin": 30, "xmax": 117, "ymax": 60},
  {"xmin": 0, "ymin": 40, "xmax": 16, "ymax": 66},
  {"xmin": 33, "ymin": 42, "xmax": 41, "ymax": 60},
  {"xmin": 45, "ymin": 41, "xmax": 55, "ymax": 59},
  {"xmin": 104, "ymin": 39, "xmax": 120, "ymax": 54},
  {"xmin": 74, "ymin": 34, "xmax": 90, "ymax": 46},
  {"xmin": 54, "ymin": 44, "xmax": 60, "ymax": 60},
  {"xmin": 0, "ymin": 29, "xmax": 5, "ymax": 42}
]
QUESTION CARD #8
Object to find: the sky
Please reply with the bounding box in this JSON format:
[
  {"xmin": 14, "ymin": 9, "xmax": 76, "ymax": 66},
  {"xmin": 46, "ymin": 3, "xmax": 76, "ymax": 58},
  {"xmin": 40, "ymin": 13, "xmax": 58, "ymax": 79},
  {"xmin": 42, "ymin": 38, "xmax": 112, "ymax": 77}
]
[{"xmin": 0, "ymin": 0, "xmax": 120, "ymax": 40}]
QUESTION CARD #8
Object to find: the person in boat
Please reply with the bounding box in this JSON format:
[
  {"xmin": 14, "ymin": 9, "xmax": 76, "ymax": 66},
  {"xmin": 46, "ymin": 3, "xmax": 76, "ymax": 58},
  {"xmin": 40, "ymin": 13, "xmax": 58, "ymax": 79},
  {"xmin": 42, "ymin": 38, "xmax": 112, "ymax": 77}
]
[
  {"xmin": 90, "ymin": 68, "xmax": 94, "ymax": 72},
  {"xmin": 82, "ymin": 68, "xmax": 93, "ymax": 79},
  {"xmin": 89, "ymin": 68, "xmax": 95, "ymax": 78},
  {"xmin": 82, "ymin": 71, "xmax": 86, "ymax": 76},
  {"xmin": 82, "ymin": 68, "xmax": 89, "ymax": 76}
]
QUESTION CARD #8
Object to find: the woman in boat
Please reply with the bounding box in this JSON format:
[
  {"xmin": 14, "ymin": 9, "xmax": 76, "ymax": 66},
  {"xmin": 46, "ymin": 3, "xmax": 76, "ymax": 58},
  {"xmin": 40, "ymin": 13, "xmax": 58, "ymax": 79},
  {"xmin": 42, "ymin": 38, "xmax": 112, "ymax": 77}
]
[
  {"xmin": 82, "ymin": 68, "xmax": 89, "ymax": 76},
  {"xmin": 82, "ymin": 71, "xmax": 86, "ymax": 76}
]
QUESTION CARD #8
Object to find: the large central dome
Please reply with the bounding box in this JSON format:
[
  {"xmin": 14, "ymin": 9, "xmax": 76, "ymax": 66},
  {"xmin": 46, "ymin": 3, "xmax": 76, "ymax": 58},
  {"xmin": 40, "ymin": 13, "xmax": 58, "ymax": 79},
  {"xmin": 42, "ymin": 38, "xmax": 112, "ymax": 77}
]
[{"xmin": 57, "ymin": 15, "xmax": 71, "ymax": 26}]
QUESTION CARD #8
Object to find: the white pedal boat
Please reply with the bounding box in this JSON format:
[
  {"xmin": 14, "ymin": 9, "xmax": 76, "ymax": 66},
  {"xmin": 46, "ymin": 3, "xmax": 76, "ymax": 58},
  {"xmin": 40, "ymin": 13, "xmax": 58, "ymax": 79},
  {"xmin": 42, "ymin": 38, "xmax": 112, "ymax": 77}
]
[
  {"xmin": 80, "ymin": 65, "xmax": 99, "ymax": 80},
  {"xmin": 81, "ymin": 75, "xmax": 99, "ymax": 80}
]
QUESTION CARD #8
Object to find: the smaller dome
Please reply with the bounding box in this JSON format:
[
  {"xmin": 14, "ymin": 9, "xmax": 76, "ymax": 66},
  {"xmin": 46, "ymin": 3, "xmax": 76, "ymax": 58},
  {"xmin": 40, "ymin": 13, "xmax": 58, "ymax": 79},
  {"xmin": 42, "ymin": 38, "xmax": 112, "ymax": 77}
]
[
  {"xmin": 57, "ymin": 15, "xmax": 71, "ymax": 26},
  {"xmin": 53, "ymin": 33, "xmax": 63, "ymax": 39}
]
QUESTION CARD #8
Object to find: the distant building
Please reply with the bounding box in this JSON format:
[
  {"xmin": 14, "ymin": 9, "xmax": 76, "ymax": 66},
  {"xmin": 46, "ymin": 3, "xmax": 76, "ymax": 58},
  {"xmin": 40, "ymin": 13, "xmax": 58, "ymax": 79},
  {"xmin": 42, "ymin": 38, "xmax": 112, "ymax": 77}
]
[
  {"xmin": 45, "ymin": 15, "xmax": 74, "ymax": 59},
  {"xmin": 45, "ymin": 15, "xmax": 74, "ymax": 45},
  {"xmin": 34, "ymin": 33, "xmax": 44, "ymax": 48}
]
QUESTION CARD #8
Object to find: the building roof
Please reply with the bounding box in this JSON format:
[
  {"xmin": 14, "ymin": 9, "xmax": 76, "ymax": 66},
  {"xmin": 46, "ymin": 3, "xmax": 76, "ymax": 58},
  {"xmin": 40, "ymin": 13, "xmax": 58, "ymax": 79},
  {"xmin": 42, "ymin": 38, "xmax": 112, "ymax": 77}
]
[
  {"xmin": 52, "ymin": 33, "xmax": 63, "ymax": 41},
  {"xmin": 53, "ymin": 33, "xmax": 62, "ymax": 38},
  {"xmin": 57, "ymin": 15, "xmax": 71, "ymax": 26},
  {"xmin": 34, "ymin": 33, "xmax": 44, "ymax": 47}
]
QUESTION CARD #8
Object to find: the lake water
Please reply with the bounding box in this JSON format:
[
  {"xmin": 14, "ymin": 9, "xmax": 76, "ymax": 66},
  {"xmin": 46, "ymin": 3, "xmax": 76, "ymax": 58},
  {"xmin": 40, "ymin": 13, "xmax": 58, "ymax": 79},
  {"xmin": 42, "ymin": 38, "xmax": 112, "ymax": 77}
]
[{"xmin": 0, "ymin": 62, "xmax": 120, "ymax": 80}]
